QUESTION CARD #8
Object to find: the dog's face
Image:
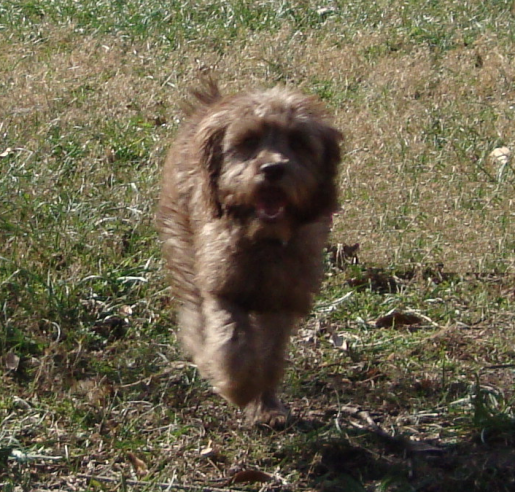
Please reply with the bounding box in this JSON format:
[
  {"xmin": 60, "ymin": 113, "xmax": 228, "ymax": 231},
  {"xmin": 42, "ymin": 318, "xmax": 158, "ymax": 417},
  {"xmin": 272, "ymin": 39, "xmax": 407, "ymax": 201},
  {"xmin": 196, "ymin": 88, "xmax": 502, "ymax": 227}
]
[{"xmin": 195, "ymin": 88, "xmax": 342, "ymax": 236}]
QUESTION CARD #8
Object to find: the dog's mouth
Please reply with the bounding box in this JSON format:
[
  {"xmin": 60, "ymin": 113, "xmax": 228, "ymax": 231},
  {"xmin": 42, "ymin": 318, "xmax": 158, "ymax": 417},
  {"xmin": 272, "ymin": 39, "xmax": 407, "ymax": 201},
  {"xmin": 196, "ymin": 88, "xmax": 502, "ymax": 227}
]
[{"xmin": 255, "ymin": 188, "xmax": 287, "ymax": 222}]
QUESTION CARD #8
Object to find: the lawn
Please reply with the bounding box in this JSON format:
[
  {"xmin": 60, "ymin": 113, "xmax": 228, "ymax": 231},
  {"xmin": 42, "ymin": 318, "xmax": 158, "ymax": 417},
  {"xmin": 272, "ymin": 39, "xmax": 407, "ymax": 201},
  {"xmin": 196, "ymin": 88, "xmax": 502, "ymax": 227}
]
[{"xmin": 1, "ymin": 1, "xmax": 515, "ymax": 490}]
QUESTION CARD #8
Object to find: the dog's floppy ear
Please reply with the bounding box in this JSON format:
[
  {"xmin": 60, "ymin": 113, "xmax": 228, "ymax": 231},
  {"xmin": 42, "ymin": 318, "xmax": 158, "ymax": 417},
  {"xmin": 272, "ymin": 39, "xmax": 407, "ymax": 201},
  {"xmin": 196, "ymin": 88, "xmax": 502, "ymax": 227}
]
[
  {"xmin": 323, "ymin": 126, "xmax": 343, "ymax": 171},
  {"xmin": 316, "ymin": 125, "xmax": 342, "ymax": 216},
  {"xmin": 196, "ymin": 117, "xmax": 227, "ymax": 218}
]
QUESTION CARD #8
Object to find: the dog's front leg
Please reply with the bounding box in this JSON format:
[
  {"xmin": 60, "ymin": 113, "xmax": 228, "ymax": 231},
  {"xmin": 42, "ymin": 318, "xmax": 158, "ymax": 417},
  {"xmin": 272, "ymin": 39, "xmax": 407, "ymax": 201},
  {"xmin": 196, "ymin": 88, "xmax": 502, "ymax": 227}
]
[
  {"xmin": 199, "ymin": 298, "xmax": 293, "ymax": 426},
  {"xmin": 243, "ymin": 312, "xmax": 295, "ymax": 427},
  {"xmin": 198, "ymin": 295, "xmax": 264, "ymax": 409}
]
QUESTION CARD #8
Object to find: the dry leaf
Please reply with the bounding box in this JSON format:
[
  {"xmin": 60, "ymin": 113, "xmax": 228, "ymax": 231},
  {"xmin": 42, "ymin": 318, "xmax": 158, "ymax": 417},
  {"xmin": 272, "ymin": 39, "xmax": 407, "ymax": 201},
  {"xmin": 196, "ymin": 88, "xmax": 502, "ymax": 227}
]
[
  {"xmin": 489, "ymin": 146, "xmax": 511, "ymax": 166},
  {"xmin": 127, "ymin": 452, "xmax": 148, "ymax": 477},
  {"xmin": 0, "ymin": 147, "xmax": 13, "ymax": 158},
  {"xmin": 375, "ymin": 310, "xmax": 422, "ymax": 328},
  {"xmin": 119, "ymin": 305, "xmax": 133, "ymax": 316},
  {"xmin": 231, "ymin": 469, "xmax": 272, "ymax": 484},
  {"xmin": 72, "ymin": 378, "xmax": 111, "ymax": 405},
  {"xmin": 105, "ymin": 148, "xmax": 116, "ymax": 163},
  {"xmin": 200, "ymin": 445, "xmax": 214, "ymax": 457},
  {"xmin": 317, "ymin": 7, "xmax": 336, "ymax": 16},
  {"xmin": 327, "ymin": 242, "xmax": 360, "ymax": 269},
  {"xmin": 12, "ymin": 396, "xmax": 31, "ymax": 410},
  {"xmin": 5, "ymin": 352, "xmax": 20, "ymax": 372},
  {"xmin": 489, "ymin": 147, "xmax": 512, "ymax": 182},
  {"xmin": 200, "ymin": 440, "xmax": 219, "ymax": 458},
  {"xmin": 407, "ymin": 440, "xmax": 444, "ymax": 453},
  {"xmin": 331, "ymin": 333, "xmax": 349, "ymax": 350}
]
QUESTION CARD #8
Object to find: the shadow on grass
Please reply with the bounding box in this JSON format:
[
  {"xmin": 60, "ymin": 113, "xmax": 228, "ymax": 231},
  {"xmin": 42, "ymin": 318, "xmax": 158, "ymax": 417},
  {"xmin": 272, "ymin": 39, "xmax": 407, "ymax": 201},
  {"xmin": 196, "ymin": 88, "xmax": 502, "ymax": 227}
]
[{"xmin": 279, "ymin": 412, "xmax": 515, "ymax": 492}]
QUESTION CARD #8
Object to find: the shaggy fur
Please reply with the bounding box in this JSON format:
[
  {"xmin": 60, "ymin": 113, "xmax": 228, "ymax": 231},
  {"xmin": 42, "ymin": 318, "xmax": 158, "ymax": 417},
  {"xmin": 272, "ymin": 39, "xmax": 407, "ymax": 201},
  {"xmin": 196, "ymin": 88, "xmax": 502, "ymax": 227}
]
[{"xmin": 156, "ymin": 81, "xmax": 341, "ymax": 425}]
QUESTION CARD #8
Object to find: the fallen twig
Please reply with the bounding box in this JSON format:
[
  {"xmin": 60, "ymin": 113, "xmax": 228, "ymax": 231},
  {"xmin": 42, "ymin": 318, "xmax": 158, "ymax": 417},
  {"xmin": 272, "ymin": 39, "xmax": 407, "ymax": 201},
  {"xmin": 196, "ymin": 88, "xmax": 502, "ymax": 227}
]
[
  {"xmin": 337, "ymin": 405, "xmax": 443, "ymax": 454},
  {"xmin": 119, "ymin": 362, "xmax": 193, "ymax": 389},
  {"xmin": 78, "ymin": 473, "xmax": 248, "ymax": 491},
  {"xmin": 315, "ymin": 292, "xmax": 354, "ymax": 314},
  {"xmin": 7, "ymin": 449, "xmax": 63, "ymax": 463},
  {"xmin": 338, "ymin": 405, "xmax": 398, "ymax": 442},
  {"xmin": 483, "ymin": 363, "xmax": 515, "ymax": 371}
]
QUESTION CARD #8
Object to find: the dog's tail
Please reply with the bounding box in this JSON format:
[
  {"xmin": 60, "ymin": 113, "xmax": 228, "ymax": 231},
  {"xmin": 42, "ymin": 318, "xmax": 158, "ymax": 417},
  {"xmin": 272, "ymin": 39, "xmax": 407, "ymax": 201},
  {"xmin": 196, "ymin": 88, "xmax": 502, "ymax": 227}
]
[
  {"xmin": 191, "ymin": 77, "xmax": 222, "ymax": 105},
  {"xmin": 182, "ymin": 77, "xmax": 222, "ymax": 115}
]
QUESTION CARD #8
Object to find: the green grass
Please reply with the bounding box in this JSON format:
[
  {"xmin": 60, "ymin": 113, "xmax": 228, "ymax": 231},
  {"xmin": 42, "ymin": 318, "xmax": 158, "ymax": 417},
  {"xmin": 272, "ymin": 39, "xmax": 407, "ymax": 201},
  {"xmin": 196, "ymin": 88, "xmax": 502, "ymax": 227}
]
[{"xmin": 2, "ymin": 0, "xmax": 515, "ymax": 490}]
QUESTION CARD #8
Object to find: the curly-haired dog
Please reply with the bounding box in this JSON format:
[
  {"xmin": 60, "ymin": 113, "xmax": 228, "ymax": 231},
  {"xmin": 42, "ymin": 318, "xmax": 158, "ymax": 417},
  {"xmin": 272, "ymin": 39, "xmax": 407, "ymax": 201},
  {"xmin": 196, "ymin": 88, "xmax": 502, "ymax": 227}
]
[{"xmin": 156, "ymin": 81, "xmax": 341, "ymax": 425}]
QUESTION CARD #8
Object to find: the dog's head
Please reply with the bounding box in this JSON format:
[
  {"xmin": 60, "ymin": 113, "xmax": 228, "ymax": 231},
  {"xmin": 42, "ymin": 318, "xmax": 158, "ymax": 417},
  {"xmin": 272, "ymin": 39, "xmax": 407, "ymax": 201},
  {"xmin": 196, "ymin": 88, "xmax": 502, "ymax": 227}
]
[{"xmin": 193, "ymin": 85, "xmax": 342, "ymax": 239}]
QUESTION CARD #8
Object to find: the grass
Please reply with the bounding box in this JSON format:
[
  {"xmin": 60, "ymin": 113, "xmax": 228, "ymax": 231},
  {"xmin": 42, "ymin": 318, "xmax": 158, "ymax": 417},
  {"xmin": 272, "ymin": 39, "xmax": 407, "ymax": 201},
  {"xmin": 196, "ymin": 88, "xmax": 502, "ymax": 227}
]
[{"xmin": 2, "ymin": 0, "xmax": 515, "ymax": 490}]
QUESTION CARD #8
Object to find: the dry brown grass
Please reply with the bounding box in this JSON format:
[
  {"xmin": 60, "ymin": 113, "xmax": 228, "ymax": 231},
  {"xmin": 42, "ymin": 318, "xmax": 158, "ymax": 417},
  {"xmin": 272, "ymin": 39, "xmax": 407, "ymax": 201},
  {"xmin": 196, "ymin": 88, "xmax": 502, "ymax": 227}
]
[{"xmin": 4, "ymin": 21, "xmax": 514, "ymax": 274}]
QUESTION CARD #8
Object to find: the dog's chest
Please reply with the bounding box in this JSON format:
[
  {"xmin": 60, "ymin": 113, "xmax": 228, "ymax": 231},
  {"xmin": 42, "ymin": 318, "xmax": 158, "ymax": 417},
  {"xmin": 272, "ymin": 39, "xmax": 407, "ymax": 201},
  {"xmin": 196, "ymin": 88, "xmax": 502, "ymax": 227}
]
[{"xmin": 199, "ymin": 228, "xmax": 321, "ymax": 314}]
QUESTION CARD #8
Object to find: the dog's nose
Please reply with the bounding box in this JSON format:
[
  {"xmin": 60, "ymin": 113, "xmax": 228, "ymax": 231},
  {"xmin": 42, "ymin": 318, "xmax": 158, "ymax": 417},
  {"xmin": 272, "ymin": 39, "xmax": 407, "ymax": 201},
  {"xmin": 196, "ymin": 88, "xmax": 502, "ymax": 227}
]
[{"xmin": 260, "ymin": 162, "xmax": 285, "ymax": 182}]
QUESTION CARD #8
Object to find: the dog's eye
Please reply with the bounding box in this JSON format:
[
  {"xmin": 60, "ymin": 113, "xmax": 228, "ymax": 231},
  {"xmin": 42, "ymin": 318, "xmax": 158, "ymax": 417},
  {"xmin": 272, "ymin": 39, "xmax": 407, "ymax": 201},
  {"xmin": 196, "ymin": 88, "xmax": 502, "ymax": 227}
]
[
  {"xmin": 236, "ymin": 134, "xmax": 261, "ymax": 154},
  {"xmin": 288, "ymin": 131, "xmax": 314, "ymax": 155}
]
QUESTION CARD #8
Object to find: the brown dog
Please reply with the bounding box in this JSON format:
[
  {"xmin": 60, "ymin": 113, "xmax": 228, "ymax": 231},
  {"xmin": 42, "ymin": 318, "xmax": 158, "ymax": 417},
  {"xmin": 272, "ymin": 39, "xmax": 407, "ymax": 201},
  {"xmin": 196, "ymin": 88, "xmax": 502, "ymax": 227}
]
[{"xmin": 156, "ymin": 81, "xmax": 341, "ymax": 425}]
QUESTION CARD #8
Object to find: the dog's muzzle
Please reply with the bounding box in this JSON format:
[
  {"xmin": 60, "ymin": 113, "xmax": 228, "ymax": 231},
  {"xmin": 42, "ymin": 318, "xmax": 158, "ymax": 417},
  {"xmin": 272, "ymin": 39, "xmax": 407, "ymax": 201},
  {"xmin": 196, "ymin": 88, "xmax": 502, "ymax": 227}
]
[
  {"xmin": 260, "ymin": 162, "xmax": 286, "ymax": 182},
  {"xmin": 255, "ymin": 187, "xmax": 287, "ymax": 222}
]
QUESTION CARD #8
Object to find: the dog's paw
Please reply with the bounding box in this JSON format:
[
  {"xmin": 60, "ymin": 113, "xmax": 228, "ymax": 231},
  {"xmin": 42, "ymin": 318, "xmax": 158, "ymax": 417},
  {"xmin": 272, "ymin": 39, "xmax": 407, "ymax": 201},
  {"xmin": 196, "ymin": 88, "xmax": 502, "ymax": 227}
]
[{"xmin": 244, "ymin": 392, "xmax": 289, "ymax": 428}]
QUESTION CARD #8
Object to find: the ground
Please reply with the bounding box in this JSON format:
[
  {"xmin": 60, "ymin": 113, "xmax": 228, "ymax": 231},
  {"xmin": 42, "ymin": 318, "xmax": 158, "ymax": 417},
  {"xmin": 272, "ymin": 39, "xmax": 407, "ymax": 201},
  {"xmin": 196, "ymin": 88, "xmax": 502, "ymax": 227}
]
[{"xmin": 1, "ymin": 1, "xmax": 515, "ymax": 491}]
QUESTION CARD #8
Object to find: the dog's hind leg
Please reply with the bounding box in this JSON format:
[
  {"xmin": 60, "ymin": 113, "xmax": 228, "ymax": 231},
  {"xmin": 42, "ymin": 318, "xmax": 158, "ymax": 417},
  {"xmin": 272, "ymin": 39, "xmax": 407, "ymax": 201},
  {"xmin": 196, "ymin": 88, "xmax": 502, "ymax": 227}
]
[{"xmin": 177, "ymin": 300, "xmax": 205, "ymax": 360}]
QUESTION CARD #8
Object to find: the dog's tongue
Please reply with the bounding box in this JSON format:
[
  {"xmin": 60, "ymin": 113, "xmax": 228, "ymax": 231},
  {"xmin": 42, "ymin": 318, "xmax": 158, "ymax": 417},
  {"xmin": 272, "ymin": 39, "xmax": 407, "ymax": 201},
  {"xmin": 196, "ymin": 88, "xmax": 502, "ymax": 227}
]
[{"xmin": 256, "ymin": 189, "xmax": 286, "ymax": 221}]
